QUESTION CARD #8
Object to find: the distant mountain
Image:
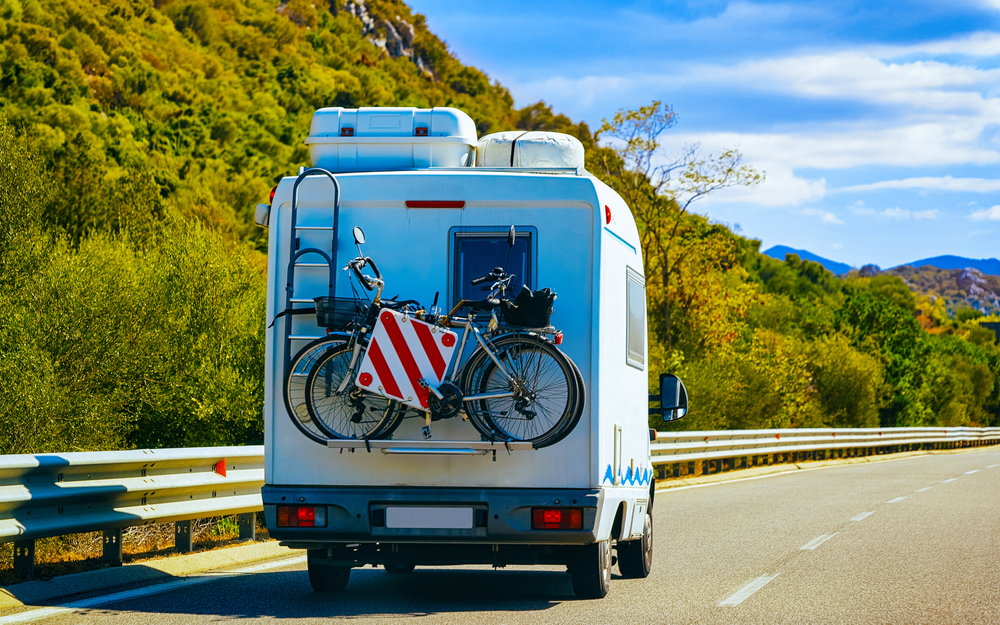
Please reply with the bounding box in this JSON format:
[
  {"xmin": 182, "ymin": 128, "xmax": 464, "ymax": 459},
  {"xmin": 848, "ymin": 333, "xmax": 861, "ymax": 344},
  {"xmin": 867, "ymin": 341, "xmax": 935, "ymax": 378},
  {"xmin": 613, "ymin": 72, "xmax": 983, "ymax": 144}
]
[
  {"xmin": 762, "ymin": 246, "xmax": 853, "ymax": 275},
  {"xmin": 894, "ymin": 255, "xmax": 1000, "ymax": 276}
]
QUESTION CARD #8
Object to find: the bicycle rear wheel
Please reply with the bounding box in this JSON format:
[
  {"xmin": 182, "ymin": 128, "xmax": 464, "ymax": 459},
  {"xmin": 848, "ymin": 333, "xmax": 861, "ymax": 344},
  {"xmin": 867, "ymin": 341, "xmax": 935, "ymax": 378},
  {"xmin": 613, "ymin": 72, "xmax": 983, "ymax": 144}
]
[
  {"xmin": 460, "ymin": 333, "xmax": 582, "ymax": 447},
  {"xmin": 283, "ymin": 336, "xmax": 349, "ymax": 444},
  {"xmin": 305, "ymin": 343, "xmax": 404, "ymax": 439}
]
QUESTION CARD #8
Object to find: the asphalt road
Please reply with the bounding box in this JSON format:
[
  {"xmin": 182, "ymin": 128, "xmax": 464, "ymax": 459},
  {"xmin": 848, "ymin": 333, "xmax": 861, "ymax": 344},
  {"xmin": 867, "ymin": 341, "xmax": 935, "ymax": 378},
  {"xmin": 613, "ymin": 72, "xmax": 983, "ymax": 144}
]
[{"xmin": 5, "ymin": 448, "xmax": 999, "ymax": 624}]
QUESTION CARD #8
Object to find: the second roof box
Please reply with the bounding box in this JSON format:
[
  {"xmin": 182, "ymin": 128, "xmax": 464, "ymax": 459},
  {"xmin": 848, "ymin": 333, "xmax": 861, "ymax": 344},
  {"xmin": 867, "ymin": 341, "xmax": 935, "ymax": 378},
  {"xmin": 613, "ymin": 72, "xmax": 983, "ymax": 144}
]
[{"xmin": 476, "ymin": 131, "xmax": 585, "ymax": 169}]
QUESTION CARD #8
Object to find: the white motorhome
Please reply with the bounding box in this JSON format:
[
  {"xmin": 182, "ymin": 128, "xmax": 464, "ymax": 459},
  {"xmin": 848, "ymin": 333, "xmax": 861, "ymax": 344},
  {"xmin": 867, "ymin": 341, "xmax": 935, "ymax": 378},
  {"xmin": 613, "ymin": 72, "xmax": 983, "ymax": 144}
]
[{"xmin": 257, "ymin": 107, "xmax": 687, "ymax": 599}]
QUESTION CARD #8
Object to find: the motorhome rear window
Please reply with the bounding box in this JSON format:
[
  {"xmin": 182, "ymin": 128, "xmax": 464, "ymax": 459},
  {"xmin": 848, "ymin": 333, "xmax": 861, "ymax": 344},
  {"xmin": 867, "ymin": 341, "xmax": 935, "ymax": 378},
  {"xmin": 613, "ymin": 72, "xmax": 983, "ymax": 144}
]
[
  {"xmin": 626, "ymin": 268, "xmax": 645, "ymax": 369},
  {"xmin": 451, "ymin": 230, "xmax": 533, "ymax": 306}
]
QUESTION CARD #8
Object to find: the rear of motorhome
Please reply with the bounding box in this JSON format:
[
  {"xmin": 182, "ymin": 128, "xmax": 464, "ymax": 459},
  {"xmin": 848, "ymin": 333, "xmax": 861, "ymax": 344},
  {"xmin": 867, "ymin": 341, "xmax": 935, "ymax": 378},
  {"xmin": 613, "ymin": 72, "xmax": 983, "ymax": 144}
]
[{"xmin": 257, "ymin": 107, "xmax": 687, "ymax": 598}]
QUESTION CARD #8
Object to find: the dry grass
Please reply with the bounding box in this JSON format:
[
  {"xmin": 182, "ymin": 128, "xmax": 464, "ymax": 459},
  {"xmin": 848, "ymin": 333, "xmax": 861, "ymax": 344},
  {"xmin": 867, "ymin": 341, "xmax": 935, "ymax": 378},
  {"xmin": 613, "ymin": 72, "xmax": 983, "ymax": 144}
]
[{"xmin": 0, "ymin": 513, "xmax": 269, "ymax": 586}]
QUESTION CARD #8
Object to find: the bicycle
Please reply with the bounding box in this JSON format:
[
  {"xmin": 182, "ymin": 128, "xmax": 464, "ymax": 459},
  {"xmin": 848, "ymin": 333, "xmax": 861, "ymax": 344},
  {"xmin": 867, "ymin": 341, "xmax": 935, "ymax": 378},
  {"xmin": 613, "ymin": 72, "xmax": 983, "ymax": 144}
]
[{"xmin": 297, "ymin": 226, "xmax": 585, "ymax": 447}]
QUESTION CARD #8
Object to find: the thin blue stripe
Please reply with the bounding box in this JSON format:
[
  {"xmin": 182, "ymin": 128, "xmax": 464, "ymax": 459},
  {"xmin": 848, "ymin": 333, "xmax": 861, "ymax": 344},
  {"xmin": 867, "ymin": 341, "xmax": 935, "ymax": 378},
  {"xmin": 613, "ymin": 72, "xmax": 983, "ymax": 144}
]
[{"xmin": 605, "ymin": 228, "xmax": 636, "ymax": 254}]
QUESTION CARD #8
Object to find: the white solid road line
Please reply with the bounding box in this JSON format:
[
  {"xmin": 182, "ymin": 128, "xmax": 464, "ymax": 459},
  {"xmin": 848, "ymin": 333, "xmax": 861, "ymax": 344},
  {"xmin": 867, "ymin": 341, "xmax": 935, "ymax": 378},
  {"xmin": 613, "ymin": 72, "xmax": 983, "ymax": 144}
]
[
  {"xmin": 800, "ymin": 534, "xmax": 838, "ymax": 550},
  {"xmin": 887, "ymin": 496, "xmax": 907, "ymax": 503},
  {"xmin": 0, "ymin": 555, "xmax": 308, "ymax": 625},
  {"xmin": 719, "ymin": 574, "xmax": 780, "ymax": 606},
  {"xmin": 964, "ymin": 470, "xmax": 979, "ymax": 474},
  {"xmin": 915, "ymin": 487, "xmax": 933, "ymax": 492},
  {"xmin": 851, "ymin": 511, "xmax": 874, "ymax": 521},
  {"xmin": 943, "ymin": 478, "xmax": 958, "ymax": 483}
]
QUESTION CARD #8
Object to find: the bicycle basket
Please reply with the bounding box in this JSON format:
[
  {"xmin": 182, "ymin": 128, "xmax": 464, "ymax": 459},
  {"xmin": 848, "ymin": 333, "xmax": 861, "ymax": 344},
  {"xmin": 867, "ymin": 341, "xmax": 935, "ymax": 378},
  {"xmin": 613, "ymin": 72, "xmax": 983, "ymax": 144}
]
[
  {"xmin": 500, "ymin": 286, "xmax": 556, "ymax": 328},
  {"xmin": 314, "ymin": 297, "xmax": 368, "ymax": 329}
]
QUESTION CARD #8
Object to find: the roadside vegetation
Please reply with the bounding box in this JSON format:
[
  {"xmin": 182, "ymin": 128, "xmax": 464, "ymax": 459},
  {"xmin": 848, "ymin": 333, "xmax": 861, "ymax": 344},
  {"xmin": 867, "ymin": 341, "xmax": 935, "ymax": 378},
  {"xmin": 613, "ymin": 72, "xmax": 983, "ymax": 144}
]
[{"xmin": 0, "ymin": 0, "xmax": 997, "ymax": 458}]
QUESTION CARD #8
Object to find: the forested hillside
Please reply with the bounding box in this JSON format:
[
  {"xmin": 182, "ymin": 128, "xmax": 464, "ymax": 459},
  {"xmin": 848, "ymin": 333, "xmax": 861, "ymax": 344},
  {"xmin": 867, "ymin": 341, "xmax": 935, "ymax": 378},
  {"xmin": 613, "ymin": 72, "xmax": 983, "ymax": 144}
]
[{"xmin": 1, "ymin": 0, "xmax": 997, "ymax": 454}]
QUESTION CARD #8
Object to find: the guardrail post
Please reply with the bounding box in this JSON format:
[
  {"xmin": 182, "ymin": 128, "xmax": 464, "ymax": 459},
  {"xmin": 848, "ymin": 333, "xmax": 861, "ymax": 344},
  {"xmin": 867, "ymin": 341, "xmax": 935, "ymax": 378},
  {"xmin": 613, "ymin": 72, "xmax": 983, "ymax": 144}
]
[
  {"xmin": 238, "ymin": 513, "xmax": 256, "ymax": 540},
  {"xmin": 175, "ymin": 520, "xmax": 193, "ymax": 553},
  {"xmin": 13, "ymin": 539, "xmax": 34, "ymax": 577},
  {"xmin": 103, "ymin": 529, "xmax": 123, "ymax": 566}
]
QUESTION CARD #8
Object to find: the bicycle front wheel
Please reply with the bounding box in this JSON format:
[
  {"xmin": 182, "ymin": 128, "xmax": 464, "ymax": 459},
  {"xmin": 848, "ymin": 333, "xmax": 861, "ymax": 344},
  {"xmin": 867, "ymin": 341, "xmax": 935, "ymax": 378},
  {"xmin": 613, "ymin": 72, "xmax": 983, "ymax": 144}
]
[
  {"xmin": 305, "ymin": 343, "xmax": 404, "ymax": 439},
  {"xmin": 460, "ymin": 333, "xmax": 582, "ymax": 447}
]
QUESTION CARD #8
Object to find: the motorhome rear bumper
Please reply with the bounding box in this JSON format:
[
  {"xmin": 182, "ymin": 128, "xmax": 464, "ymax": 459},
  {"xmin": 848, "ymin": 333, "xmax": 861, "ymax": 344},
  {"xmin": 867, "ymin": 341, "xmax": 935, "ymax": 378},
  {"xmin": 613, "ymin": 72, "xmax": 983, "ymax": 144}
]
[{"xmin": 264, "ymin": 485, "xmax": 603, "ymax": 545}]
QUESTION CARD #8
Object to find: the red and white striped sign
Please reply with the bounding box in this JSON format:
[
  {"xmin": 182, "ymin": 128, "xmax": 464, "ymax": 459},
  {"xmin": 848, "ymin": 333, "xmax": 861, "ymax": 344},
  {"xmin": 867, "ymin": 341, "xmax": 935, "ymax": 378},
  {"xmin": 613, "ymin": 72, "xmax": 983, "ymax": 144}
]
[{"xmin": 355, "ymin": 309, "xmax": 458, "ymax": 410}]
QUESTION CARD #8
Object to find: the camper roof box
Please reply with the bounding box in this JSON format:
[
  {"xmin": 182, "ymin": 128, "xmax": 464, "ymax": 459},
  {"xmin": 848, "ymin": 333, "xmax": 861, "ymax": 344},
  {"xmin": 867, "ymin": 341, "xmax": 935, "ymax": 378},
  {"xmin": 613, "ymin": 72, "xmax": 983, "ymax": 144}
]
[
  {"xmin": 476, "ymin": 131, "xmax": 585, "ymax": 169},
  {"xmin": 305, "ymin": 107, "xmax": 478, "ymax": 172}
]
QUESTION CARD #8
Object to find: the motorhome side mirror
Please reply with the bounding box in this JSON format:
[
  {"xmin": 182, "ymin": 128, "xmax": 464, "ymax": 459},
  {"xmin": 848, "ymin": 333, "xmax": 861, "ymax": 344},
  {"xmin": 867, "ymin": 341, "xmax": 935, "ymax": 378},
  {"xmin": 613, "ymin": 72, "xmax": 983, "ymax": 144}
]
[
  {"xmin": 658, "ymin": 373, "xmax": 688, "ymax": 422},
  {"xmin": 353, "ymin": 227, "xmax": 366, "ymax": 245},
  {"xmin": 507, "ymin": 225, "xmax": 516, "ymax": 248},
  {"xmin": 254, "ymin": 203, "xmax": 270, "ymax": 229}
]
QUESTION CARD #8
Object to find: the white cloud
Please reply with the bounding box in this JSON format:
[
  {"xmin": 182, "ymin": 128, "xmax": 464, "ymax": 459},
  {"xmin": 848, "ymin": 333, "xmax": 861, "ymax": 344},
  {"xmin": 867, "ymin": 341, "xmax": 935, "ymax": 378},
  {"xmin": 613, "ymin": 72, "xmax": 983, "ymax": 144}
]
[
  {"xmin": 850, "ymin": 206, "xmax": 939, "ymax": 220},
  {"xmin": 799, "ymin": 207, "xmax": 843, "ymax": 224},
  {"xmin": 969, "ymin": 205, "xmax": 1000, "ymax": 220},
  {"xmin": 836, "ymin": 176, "xmax": 1000, "ymax": 193}
]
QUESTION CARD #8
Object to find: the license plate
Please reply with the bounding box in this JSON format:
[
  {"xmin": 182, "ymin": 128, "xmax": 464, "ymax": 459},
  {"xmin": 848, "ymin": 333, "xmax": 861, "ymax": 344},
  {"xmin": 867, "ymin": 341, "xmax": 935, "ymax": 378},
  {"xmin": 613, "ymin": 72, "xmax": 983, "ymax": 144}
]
[{"xmin": 385, "ymin": 507, "xmax": 474, "ymax": 529}]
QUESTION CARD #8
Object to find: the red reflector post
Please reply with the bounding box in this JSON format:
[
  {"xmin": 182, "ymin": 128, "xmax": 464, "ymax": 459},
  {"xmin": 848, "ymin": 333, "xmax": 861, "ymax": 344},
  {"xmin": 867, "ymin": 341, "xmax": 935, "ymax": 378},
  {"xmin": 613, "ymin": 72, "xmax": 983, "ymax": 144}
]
[
  {"xmin": 532, "ymin": 507, "xmax": 583, "ymax": 530},
  {"xmin": 405, "ymin": 201, "xmax": 466, "ymax": 209}
]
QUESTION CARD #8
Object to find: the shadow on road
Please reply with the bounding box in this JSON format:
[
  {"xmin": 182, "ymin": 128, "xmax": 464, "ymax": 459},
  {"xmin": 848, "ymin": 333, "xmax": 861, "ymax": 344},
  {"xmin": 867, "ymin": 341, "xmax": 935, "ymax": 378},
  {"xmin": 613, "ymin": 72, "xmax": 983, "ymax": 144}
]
[{"xmin": 74, "ymin": 566, "xmax": 586, "ymax": 619}]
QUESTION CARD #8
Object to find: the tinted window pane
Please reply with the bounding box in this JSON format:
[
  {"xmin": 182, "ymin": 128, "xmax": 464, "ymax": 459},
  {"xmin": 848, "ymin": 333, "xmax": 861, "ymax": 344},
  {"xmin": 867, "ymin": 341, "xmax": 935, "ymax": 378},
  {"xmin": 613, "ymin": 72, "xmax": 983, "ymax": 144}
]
[
  {"xmin": 626, "ymin": 270, "xmax": 645, "ymax": 368},
  {"xmin": 453, "ymin": 234, "xmax": 531, "ymax": 304}
]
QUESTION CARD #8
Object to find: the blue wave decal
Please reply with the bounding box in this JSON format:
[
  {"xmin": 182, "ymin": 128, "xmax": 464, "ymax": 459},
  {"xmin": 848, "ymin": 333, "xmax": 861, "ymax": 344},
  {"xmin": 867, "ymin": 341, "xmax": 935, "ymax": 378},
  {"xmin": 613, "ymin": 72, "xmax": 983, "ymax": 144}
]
[{"xmin": 602, "ymin": 463, "xmax": 651, "ymax": 486}]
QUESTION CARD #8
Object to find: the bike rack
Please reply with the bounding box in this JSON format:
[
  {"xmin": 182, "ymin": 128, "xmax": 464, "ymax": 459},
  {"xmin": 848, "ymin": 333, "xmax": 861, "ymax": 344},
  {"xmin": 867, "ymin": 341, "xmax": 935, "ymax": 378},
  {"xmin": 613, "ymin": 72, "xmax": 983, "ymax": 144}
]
[{"xmin": 282, "ymin": 167, "xmax": 341, "ymax": 372}]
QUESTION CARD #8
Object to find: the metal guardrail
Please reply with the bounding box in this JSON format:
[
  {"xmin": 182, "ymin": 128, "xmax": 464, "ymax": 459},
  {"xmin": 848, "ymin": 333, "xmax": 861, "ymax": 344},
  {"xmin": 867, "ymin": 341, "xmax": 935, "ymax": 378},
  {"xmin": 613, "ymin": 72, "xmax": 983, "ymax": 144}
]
[
  {"xmin": 2, "ymin": 427, "xmax": 998, "ymax": 577},
  {"xmin": 651, "ymin": 426, "xmax": 1000, "ymax": 478},
  {"xmin": 0, "ymin": 446, "xmax": 264, "ymax": 576}
]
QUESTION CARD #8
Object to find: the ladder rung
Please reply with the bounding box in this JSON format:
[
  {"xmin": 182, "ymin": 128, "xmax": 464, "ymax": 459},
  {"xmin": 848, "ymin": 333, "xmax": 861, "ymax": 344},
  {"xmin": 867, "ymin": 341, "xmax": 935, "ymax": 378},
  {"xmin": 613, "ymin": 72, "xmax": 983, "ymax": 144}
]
[
  {"xmin": 295, "ymin": 226, "xmax": 334, "ymax": 231},
  {"xmin": 290, "ymin": 299, "xmax": 314, "ymax": 304}
]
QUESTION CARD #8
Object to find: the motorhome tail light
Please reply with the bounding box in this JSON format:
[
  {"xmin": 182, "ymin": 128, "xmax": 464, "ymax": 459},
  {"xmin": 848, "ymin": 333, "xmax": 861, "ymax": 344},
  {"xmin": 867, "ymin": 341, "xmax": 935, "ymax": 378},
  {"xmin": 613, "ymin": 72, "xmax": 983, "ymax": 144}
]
[
  {"xmin": 605, "ymin": 205, "xmax": 612, "ymax": 225},
  {"xmin": 269, "ymin": 186, "xmax": 277, "ymax": 204},
  {"xmin": 340, "ymin": 127, "xmax": 354, "ymax": 137},
  {"xmin": 554, "ymin": 332, "xmax": 563, "ymax": 345},
  {"xmin": 276, "ymin": 505, "xmax": 327, "ymax": 527},
  {"xmin": 531, "ymin": 507, "xmax": 583, "ymax": 530},
  {"xmin": 414, "ymin": 126, "xmax": 429, "ymax": 136},
  {"xmin": 405, "ymin": 201, "xmax": 466, "ymax": 209}
]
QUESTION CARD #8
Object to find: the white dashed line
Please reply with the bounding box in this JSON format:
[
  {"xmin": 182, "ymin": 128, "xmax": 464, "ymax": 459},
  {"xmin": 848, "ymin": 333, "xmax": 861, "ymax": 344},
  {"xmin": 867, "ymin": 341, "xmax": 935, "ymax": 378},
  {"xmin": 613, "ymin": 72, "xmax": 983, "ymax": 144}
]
[
  {"xmin": 851, "ymin": 511, "xmax": 874, "ymax": 522},
  {"xmin": 987, "ymin": 465, "xmax": 998, "ymax": 469},
  {"xmin": 801, "ymin": 534, "xmax": 838, "ymax": 550},
  {"xmin": 916, "ymin": 487, "xmax": 933, "ymax": 493},
  {"xmin": 943, "ymin": 478, "xmax": 958, "ymax": 483},
  {"xmin": 0, "ymin": 555, "xmax": 308, "ymax": 625},
  {"xmin": 887, "ymin": 496, "xmax": 907, "ymax": 503},
  {"xmin": 964, "ymin": 470, "xmax": 979, "ymax": 475},
  {"xmin": 719, "ymin": 574, "xmax": 780, "ymax": 606}
]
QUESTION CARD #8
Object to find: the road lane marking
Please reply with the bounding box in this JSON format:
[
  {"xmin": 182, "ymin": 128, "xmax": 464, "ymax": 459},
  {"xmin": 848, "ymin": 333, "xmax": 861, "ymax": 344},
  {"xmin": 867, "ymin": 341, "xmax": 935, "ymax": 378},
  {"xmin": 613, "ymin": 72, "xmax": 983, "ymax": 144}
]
[
  {"xmin": 964, "ymin": 470, "xmax": 979, "ymax": 474},
  {"xmin": 719, "ymin": 574, "xmax": 779, "ymax": 606},
  {"xmin": 0, "ymin": 555, "xmax": 307, "ymax": 625},
  {"xmin": 801, "ymin": 534, "xmax": 838, "ymax": 550},
  {"xmin": 851, "ymin": 512, "xmax": 874, "ymax": 522},
  {"xmin": 943, "ymin": 478, "xmax": 958, "ymax": 483},
  {"xmin": 987, "ymin": 465, "xmax": 998, "ymax": 469},
  {"xmin": 887, "ymin": 496, "xmax": 907, "ymax": 503},
  {"xmin": 916, "ymin": 487, "xmax": 933, "ymax": 492}
]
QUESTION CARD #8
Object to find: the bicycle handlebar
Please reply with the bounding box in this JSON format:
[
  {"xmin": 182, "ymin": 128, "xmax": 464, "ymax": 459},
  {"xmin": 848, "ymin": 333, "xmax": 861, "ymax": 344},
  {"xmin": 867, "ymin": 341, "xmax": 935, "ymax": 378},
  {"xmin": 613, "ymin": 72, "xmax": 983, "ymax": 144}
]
[{"xmin": 347, "ymin": 256, "xmax": 382, "ymax": 292}]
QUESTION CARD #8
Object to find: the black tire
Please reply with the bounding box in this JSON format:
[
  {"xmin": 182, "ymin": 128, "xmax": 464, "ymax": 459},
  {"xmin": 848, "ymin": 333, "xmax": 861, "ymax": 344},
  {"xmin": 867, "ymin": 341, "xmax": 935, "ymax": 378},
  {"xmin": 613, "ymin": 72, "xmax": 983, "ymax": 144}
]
[
  {"xmin": 384, "ymin": 563, "xmax": 416, "ymax": 574},
  {"xmin": 570, "ymin": 540, "xmax": 611, "ymax": 599},
  {"xmin": 617, "ymin": 511, "xmax": 653, "ymax": 579},
  {"xmin": 461, "ymin": 333, "xmax": 583, "ymax": 447},
  {"xmin": 304, "ymin": 343, "xmax": 404, "ymax": 439},
  {"xmin": 307, "ymin": 550, "xmax": 351, "ymax": 592},
  {"xmin": 283, "ymin": 336, "xmax": 349, "ymax": 444}
]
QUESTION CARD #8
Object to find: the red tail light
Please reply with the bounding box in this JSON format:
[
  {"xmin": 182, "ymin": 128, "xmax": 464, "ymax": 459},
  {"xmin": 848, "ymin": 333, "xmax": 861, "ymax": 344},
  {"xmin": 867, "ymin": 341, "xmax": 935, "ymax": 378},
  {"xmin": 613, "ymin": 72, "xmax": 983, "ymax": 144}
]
[
  {"xmin": 276, "ymin": 505, "xmax": 327, "ymax": 527},
  {"xmin": 269, "ymin": 186, "xmax": 277, "ymax": 204},
  {"xmin": 605, "ymin": 205, "xmax": 612, "ymax": 224},
  {"xmin": 531, "ymin": 507, "xmax": 583, "ymax": 530}
]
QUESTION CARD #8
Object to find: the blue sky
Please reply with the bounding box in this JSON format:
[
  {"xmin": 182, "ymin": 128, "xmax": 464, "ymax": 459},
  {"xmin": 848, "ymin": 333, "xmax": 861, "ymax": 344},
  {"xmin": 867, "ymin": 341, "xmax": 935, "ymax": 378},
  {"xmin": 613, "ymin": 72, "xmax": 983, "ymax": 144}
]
[{"xmin": 407, "ymin": 0, "xmax": 1000, "ymax": 268}]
